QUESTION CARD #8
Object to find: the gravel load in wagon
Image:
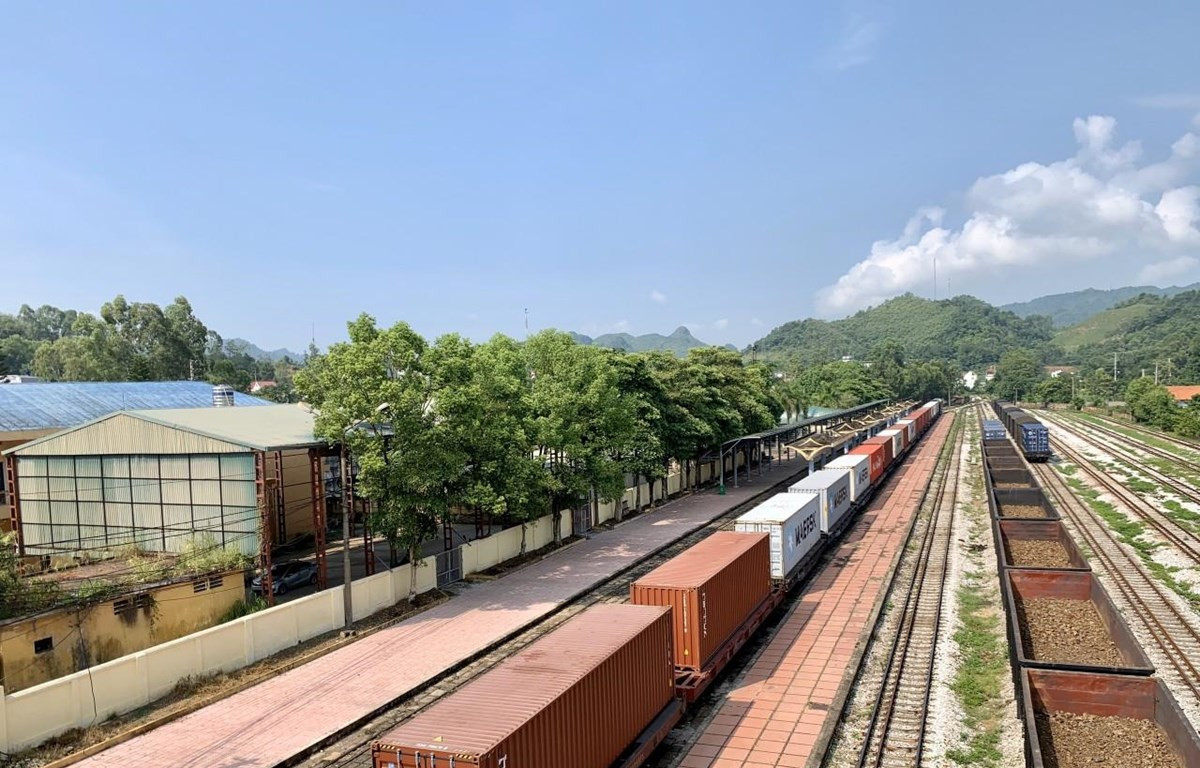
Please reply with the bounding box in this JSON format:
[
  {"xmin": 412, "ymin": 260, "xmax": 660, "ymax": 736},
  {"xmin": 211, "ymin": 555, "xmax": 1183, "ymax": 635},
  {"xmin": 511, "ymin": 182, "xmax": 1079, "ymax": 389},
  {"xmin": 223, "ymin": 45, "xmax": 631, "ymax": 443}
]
[
  {"xmin": 1008, "ymin": 539, "xmax": 1072, "ymax": 568},
  {"xmin": 1036, "ymin": 712, "xmax": 1181, "ymax": 768},
  {"xmin": 370, "ymin": 603, "xmax": 674, "ymax": 768},
  {"xmin": 1022, "ymin": 670, "xmax": 1200, "ymax": 768},
  {"xmin": 1017, "ymin": 597, "xmax": 1123, "ymax": 667},
  {"xmin": 1003, "ymin": 504, "xmax": 1050, "ymax": 518}
]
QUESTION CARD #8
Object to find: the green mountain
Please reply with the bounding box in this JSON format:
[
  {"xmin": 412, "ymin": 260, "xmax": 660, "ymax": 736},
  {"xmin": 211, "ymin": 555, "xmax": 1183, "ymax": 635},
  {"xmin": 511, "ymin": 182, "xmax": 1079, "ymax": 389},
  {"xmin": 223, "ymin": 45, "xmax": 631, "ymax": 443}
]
[
  {"xmin": 750, "ymin": 293, "xmax": 1054, "ymax": 368},
  {"xmin": 570, "ymin": 326, "xmax": 725, "ymax": 357},
  {"xmin": 1062, "ymin": 291, "xmax": 1200, "ymax": 381},
  {"xmin": 1002, "ymin": 283, "xmax": 1200, "ymax": 327},
  {"xmin": 224, "ymin": 338, "xmax": 304, "ymax": 363},
  {"xmin": 1053, "ymin": 301, "xmax": 1157, "ymax": 352}
]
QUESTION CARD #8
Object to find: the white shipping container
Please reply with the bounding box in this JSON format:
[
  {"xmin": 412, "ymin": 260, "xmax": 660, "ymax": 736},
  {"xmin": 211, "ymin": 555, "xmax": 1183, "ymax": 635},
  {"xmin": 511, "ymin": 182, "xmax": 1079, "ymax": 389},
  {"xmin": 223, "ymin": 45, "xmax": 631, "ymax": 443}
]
[
  {"xmin": 896, "ymin": 418, "xmax": 917, "ymax": 446},
  {"xmin": 879, "ymin": 428, "xmax": 904, "ymax": 458},
  {"xmin": 735, "ymin": 493, "xmax": 821, "ymax": 580},
  {"xmin": 826, "ymin": 454, "xmax": 872, "ymax": 503},
  {"xmin": 789, "ymin": 468, "xmax": 853, "ymax": 534}
]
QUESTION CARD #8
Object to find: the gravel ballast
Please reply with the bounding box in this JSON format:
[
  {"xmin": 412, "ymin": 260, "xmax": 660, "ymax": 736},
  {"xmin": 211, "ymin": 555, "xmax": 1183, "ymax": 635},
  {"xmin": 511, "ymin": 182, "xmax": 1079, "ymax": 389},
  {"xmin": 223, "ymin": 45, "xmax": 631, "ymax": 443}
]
[
  {"xmin": 1018, "ymin": 597, "xmax": 1123, "ymax": 666},
  {"xmin": 1001, "ymin": 504, "xmax": 1048, "ymax": 519},
  {"xmin": 1036, "ymin": 711, "xmax": 1181, "ymax": 768},
  {"xmin": 1007, "ymin": 539, "xmax": 1071, "ymax": 568}
]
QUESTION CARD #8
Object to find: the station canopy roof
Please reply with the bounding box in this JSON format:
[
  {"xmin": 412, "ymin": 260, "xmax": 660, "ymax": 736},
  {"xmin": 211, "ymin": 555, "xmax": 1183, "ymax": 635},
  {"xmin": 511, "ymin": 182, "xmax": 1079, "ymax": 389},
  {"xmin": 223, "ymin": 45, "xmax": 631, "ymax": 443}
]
[{"xmin": 0, "ymin": 381, "xmax": 269, "ymax": 433}]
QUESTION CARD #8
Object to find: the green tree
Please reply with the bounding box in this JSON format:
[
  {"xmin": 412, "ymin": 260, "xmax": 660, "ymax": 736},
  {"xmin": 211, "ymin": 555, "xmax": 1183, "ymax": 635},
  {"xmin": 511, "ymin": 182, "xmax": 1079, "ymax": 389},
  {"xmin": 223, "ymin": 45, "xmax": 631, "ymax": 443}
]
[
  {"xmin": 1125, "ymin": 377, "xmax": 1178, "ymax": 431},
  {"xmin": 994, "ymin": 348, "xmax": 1042, "ymax": 401},
  {"xmin": 297, "ymin": 315, "xmax": 460, "ymax": 575},
  {"xmin": 1034, "ymin": 375, "xmax": 1073, "ymax": 405}
]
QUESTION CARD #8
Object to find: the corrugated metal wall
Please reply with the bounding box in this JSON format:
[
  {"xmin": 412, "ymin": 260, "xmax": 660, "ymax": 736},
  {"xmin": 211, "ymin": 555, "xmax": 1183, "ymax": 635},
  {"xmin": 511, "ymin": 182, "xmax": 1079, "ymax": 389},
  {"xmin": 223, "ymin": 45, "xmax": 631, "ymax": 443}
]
[{"xmin": 10, "ymin": 413, "xmax": 251, "ymax": 456}]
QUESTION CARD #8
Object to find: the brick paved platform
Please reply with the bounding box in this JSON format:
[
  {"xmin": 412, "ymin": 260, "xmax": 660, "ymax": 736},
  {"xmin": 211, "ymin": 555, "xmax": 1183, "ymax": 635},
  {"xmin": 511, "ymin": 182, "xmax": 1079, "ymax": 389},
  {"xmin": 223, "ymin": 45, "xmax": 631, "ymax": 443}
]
[
  {"xmin": 79, "ymin": 455, "xmax": 813, "ymax": 768},
  {"xmin": 677, "ymin": 414, "xmax": 954, "ymax": 768}
]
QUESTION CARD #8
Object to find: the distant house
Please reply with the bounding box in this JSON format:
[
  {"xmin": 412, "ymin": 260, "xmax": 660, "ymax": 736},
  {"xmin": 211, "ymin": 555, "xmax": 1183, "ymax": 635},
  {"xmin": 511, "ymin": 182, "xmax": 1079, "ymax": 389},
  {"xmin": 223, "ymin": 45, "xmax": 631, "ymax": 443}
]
[
  {"xmin": 1045, "ymin": 365, "xmax": 1079, "ymax": 378},
  {"xmin": 962, "ymin": 371, "xmax": 979, "ymax": 390},
  {"xmin": 250, "ymin": 380, "xmax": 278, "ymax": 393},
  {"xmin": 1166, "ymin": 385, "xmax": 1200, "ymax": 405}
]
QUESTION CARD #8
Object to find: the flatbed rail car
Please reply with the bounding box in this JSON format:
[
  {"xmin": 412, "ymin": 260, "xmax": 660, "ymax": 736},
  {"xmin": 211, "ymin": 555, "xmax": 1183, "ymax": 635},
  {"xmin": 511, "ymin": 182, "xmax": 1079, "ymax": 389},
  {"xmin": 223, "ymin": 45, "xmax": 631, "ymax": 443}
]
[{"xmin": 371, "ymin": 400, "xmax": 947, "ymax": 768}]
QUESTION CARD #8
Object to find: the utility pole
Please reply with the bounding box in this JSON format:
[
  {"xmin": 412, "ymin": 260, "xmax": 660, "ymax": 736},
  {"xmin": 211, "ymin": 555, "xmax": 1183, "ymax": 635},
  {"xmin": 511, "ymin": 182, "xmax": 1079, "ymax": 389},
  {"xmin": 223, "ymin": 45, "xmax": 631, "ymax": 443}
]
[
  {"xmin": 341, "ymin": 441, "xmax": 352, "ymax": 629},
  {"xmin": 1113, "ymin": 353, "xmax": 1118, "ymax": 382},
  {"xmin": 1155, "ymin": 361, "xmax": 1160, "ymax": 385},
  {"xmin": 524, "ymin": 308, "xmax": 529, "ymax": 339}
]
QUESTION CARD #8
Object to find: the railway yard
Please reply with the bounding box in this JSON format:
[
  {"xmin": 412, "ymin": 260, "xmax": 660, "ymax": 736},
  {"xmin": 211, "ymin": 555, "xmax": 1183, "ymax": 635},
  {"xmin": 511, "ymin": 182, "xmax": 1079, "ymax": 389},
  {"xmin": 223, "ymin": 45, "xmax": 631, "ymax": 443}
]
[{"xmin": 19, "ymin": 399, "xmax": 1200, "ymax": 767}]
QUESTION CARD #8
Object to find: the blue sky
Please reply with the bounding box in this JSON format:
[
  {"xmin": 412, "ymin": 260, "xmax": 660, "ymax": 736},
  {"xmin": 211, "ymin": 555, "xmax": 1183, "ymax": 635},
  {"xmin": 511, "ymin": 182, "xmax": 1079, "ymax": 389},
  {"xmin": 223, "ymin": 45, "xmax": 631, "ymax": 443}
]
[{"xmin": 3, "ymin": 2, "xmax": 1200, "ymax": 351}]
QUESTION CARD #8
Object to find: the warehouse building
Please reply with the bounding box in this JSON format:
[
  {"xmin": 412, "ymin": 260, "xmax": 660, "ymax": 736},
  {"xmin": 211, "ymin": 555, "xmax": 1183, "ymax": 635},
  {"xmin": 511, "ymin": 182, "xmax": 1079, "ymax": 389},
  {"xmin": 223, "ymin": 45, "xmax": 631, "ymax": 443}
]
[
  {"xmin": 0, "ymin": 381, "xmax": 270, "ymax": 527},
  {"xmin": 3, "ymin": 405, "xmax": 331, "ymax": 573}
]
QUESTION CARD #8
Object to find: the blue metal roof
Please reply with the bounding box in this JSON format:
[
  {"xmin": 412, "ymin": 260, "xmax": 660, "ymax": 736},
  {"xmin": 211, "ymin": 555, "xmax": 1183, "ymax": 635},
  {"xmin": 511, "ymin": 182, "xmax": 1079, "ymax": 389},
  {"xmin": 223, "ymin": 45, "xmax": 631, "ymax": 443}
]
[{"xmin": 0, "ymin": 381, "xmax": 271, "ymax": 432}]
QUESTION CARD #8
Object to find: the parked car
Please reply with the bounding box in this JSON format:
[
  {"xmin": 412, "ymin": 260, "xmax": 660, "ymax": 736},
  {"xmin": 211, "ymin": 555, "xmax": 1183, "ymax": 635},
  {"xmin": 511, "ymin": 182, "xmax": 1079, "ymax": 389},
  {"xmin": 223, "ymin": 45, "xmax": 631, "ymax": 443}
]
[{"xmin": 251, "ymin": 560, "xmax": 318, "ymax": 596}]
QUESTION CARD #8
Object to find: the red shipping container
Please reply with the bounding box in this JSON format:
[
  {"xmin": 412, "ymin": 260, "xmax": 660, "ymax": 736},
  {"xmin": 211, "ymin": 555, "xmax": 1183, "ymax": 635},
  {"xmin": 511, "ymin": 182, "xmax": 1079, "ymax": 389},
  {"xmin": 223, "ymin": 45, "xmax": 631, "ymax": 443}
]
[
  {"xmin": 371, "ymin": 604, "xmax": 675, "ymax": 768},
  {"xmin": 631, "ymin": 531, "xmax": 771, "ymax": 671},
  {"xmin": 864, "ymin": 434, "xmax": 895, "ymax": 465},
  {"xmin": 851, "ymin": 440, "xmax": 889, "ymax": 484}
]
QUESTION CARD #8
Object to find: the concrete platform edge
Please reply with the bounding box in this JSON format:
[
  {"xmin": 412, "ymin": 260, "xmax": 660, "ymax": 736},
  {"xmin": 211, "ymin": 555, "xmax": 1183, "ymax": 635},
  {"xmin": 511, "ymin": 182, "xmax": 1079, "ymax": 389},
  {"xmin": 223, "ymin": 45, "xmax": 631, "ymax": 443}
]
[{"xmin": 802, "ymin": 414, "xmax": 955, "ymax": 768}]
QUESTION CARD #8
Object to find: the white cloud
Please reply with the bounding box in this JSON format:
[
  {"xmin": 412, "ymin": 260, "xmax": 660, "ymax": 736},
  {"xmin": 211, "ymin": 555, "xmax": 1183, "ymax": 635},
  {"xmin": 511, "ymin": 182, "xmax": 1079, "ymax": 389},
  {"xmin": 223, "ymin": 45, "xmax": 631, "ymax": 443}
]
[
  {"xmin": 821, "ymin": 13, "xmax": 882, "ymax": 71},
  {"xmin": 650, "ymin": 289, "xmax": 667, "ymax": 304},
  {"xmin": 1139, "ymin": 256, "xmax": 1199, "ymax": 284},
  {"xmin": 1136, "ymin": 93, "xmax": 1200, "ymax": 110},
  {"xmin": 713, "ymin": 318, "xmax": 730, "ymax": 330},
  {"xmin": 611, "ymin": 320, "xmax": 631, "ymax": 332},
  {"xmin": 751, "ymin": 317, "xmax": 764, "ymax": 326},
  {"xmin": 818, "ymin": 115, "xmax": 1200, "ymax": 313}
]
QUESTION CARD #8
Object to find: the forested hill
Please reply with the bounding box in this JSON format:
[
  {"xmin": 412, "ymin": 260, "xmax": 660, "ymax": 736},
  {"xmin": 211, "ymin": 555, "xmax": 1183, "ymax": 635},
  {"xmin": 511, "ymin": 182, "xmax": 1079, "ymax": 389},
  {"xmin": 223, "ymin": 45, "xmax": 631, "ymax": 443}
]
[
  {"xmin": 1002, "ymin": 283, "xmax": 1200, "ymax": 327},
  {"xmin": 1065, "ymin": 291, "xmax": 1200, "ymax": 382},
  {"xmin": 570, "ymin": 326, "xmax": 729, "ymax": 357},
  {"xmin": 750, "ymin": 294, "xmax": 1054, "ymax": 368}
]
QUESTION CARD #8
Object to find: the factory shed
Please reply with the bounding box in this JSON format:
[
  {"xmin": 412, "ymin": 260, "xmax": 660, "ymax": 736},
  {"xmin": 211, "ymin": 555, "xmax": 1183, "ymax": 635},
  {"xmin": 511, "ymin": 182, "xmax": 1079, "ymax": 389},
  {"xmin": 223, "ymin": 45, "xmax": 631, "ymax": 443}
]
[
  {"xmin": 0, "ymin": 381, "xmax": 271, "ymax": 526},
  {"xmin": 3, "ymin": 405, "xmax": 333, "ymax": 594}
]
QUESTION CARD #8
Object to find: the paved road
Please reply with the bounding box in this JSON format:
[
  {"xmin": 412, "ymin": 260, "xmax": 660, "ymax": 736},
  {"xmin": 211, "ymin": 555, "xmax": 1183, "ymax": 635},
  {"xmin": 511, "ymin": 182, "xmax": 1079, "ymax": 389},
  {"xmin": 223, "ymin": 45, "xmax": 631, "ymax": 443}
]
[{"xmin": 81, "ymin": 456, "xmax": 811, "ymax": 768}]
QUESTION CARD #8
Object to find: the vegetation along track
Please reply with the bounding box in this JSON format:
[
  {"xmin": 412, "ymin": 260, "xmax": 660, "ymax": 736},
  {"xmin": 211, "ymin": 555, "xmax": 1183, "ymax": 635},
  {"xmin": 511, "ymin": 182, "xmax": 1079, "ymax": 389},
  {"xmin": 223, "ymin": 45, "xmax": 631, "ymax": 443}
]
[
  {"xmin": 1033, "ymin": 460, "xmax": 1200, "ymax": 707},
  {"xmin": 1034, "ymin": 412, "xmax": 1200, "ymax": 567},
  {"xmin": 297, "ymin": 464, "xmax": 819, "ymax": 768},
  {"xmin": 837, "ymin": 411, "xmax": 965, "ymax": 768},
  {"xmin": 1044, "ymin": 409, "xmax": 1200, "ymax": 482},
  {"xmin": 1075, "ymin": 410, "xmax": 1200, "ymax": 457}
]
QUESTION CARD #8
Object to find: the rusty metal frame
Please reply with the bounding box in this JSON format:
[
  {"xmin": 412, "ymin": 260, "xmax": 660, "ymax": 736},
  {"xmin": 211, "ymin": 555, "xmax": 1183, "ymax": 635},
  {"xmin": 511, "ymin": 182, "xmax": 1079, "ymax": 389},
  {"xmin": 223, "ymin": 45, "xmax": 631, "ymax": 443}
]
[
  {"xmin": 5, "ymin": 455, "xmax": 22, "ymax": 554},
  {"xmin": 273, "ymin": 450, "xmax": 286, "ymax": 544},
  {"xmin": 255, "ymin": 451, "xmax": 274, "ymax": 605},
  {"xmin": 363, "ymin": 498, "xmax": 375, "ymax": 575},
  {"xmin": 309, "ymin": 449, "xmax": 328, "ymax": 590}
]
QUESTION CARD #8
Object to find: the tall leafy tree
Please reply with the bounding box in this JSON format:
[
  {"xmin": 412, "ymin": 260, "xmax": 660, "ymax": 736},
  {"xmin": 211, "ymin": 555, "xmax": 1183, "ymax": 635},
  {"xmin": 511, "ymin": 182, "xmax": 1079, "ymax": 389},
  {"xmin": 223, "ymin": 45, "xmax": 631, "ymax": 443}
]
[
  {"xmin": 297, "ymin": 315, "xmax": 460, "ymax": 571},
  {"xmin": 994, "ymin": 348, "xmax": 1042, "ymax": 401}
]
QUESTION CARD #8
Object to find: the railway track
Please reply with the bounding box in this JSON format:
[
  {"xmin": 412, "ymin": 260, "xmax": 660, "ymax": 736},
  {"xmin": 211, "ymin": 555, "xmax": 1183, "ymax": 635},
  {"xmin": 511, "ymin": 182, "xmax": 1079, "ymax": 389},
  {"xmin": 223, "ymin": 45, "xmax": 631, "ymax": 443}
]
[
  {"xmin": 301, "ymin": 457, "xmax": 883, "ymax": 768},
  {"xmin": 1073, "ymin": 410, "xmax": 1200, "ymax": 457},
  {"xmin": 1041, "ymin": 410, "xmax": 1200, "ymax": 486},
  {"xmin": 840, "ymin": 412, "xmax": 965, "ymax": 768},
  {"xmin": 1030, "ymin": 415, "xmax": 1200, "ymax": 568},
  {"xmin": 1033, "ymin": 460, "xmax": 1200, "ymax": 706},
  {"xmin": 303, "ymin": 423, "xmax": 952, "ymax": 768}
]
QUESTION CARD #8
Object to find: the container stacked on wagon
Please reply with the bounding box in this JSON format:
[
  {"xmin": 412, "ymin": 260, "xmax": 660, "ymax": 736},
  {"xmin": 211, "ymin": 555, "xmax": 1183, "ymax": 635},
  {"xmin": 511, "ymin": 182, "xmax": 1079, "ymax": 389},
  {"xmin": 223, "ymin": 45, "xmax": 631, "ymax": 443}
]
[
  {"xmin": 370, "ymin": 400, "xmax": 944, "ymax": 768},
  {"xmin": 982, "ymin": 403, "xmax": 1200, "ymax": 767}
]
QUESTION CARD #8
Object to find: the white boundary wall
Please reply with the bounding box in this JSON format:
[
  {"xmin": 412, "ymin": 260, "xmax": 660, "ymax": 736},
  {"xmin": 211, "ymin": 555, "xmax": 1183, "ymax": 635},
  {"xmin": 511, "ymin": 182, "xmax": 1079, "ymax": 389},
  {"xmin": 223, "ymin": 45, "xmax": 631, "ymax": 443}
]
[{"xmin": 1, "ymin": 467, "xmax": 714, "ymax": 752}]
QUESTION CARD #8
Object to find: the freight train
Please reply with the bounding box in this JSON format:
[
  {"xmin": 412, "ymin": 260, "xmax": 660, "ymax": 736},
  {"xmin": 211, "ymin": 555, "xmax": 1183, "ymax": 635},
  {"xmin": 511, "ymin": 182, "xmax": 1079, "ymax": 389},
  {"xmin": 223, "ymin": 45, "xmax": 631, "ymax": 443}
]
[
  {"xmin": 991, "ymin": 400, "xmax": 1051, "ymax": 461},
  {"xmin": 371, "ymin": 400, "xmax": 944, "ymax": 768}
]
